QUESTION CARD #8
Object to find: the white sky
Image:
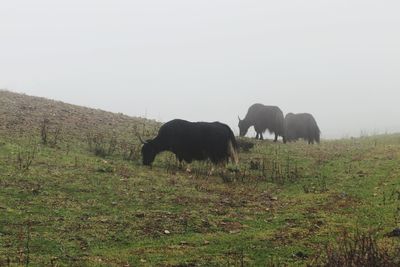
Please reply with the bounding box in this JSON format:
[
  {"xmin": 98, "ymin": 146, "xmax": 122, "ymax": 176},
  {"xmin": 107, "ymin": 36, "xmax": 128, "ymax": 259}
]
[{"xmin": 1, "ymin": 0, "xmax": 399, "ymax": 138}]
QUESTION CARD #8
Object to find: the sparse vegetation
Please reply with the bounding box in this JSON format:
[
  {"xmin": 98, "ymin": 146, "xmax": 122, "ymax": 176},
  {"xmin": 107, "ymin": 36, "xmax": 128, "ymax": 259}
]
[
  {"xmin": 40, "ymin": 118, "xmax": 63, "ymax": 148},
  {"xmin": 15, "ymin": 141, "xmax": 38, "ymax": 171},
  {"xmin": 86, "ymin": 131, "xmax": 118, "ymax": 157},
  {"xmin": 317, "ymin": 230, "xmax": 400, "ymax": 266},
  {"xmin": 1, "ymin": 91, "xmax": 400, "ymax": 266}
]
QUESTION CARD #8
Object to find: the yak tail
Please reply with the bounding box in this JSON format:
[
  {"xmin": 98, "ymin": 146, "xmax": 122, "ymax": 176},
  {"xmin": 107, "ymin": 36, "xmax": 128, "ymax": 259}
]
[
  {"xmin": 227, "ymin": 140, "xmax": 239, "ymax": 164},
  {"xmin": 227, "ymin": 127, "xmax": 239, "ymax": 164}
]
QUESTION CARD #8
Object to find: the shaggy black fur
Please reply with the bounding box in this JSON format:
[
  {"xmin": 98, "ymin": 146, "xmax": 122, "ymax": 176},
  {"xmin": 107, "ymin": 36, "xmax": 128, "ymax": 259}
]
[{"xmin": 141, "ymin": 119, "xmax": 238, "ymax": 166}]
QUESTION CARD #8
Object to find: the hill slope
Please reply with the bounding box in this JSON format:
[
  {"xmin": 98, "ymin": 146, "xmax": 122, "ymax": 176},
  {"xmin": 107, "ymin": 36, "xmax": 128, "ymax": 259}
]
[
  {"xmin": 0, "ymin": 90, "xmax": 159, "ymax": 138},
  {"xmin": 0, "ymin": 91, "xmax": 400, "ymax": 266}
]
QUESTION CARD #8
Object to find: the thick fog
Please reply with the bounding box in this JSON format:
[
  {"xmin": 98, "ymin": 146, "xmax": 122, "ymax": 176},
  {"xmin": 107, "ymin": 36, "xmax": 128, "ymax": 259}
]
[{"xmin": 1, "ymin": 0, "xmax": 399, "ymax": 139}]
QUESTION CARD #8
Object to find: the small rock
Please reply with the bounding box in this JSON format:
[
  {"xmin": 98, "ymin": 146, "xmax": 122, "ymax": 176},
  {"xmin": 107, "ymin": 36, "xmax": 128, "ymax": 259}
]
[
  {"xmin": 270, "ymin": 196, "xmax": 278, "ymax": 201},
  {"xmin": 293, "ymin": 251, "xmax": 308, "ymax": 259},
  {"xmin": 31, "ymin": 188, "xmax": 40, "ymax": 195},
  {"xmin": 140, "ymin": 259, "xmax": 147, "ymax": 263},
  {"xmin": 135, "ymin": 212, "xmax": 145, "ymax": 218},
  {"xmin": 164, "ymin": 230, "xmax": 171, "ymax": 235},
  {"xmin": 204, "ymin": 240, "xmax": 210, "ymax": 245},
  {"xmin": 386, "ymin": 228, "xmax": 400, "ymax": 237}
]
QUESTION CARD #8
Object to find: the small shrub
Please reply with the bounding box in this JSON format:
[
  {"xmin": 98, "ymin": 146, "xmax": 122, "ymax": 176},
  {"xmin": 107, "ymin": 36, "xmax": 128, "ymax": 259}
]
[
  {"xmin": 224, "ymin": 248, "xmax": 246, "ymax": 266},
  {"xmin": 86, "ymin": 131, "xmax": 118, "ymax": 157},
  {"xmin": 40, "ymin": 118, "xmax": 63, "ymax": 147},
  {"xmin": 318, "ymin": 230, "xmax": 400, "ymax": 267},
  {"xmin": 40, "ymin": 118, "xmax": 49, "ymax": 145},
  {"xmin": 97, "ymin": 165, "xmax": 114, "ymax": 173},
  {"xmin": 237, "ymin": 138, "xmax": 255, "ymax": 152},
  {"xmin": 120, "ymin": 141, "xmax": 141, "ymax": 161},
  {"xmin": 16, "ymin": 145, "xmax": 37, "ymax": 171}
]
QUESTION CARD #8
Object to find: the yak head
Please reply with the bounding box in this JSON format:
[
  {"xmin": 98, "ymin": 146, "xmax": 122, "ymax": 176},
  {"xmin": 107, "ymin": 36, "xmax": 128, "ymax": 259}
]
[
  {"xmin": 138, "ymin": 135, "xmax": 157, "ymax": 166},
  {"xmin": 141, "ymin": 140, "xmax": 157, "ymax": 166},
  {"xmin": 238, "ymin": 117, "xmax": 251, "ymax": 137}
]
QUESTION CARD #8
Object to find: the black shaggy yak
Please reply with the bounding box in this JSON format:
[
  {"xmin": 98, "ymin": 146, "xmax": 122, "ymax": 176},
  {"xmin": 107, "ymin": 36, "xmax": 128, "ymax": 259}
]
[
  {"xmin": 284, "ymin": 113, "xmax": 320, "ymax": 144},
  {"xmin": 238, "ymin": 103, "xmax": 285, "ymax": 141},
  {"xmin": 140, "ymin": 119, "xmax": 238, "ymax": 166}
]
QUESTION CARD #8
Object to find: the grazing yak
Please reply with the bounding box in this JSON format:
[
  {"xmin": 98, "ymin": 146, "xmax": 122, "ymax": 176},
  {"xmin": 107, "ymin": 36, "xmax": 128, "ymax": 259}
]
[
  {"xmin": 284, "ymin": 113, "xmax": 320, "ymax": 144},
  {"xmin": 140, "ymin": 119, "xmax": 238, "ymax": 166},
  {"xmin": 238, "ymin": 103, "xmax": 285, "ymax": 141}
]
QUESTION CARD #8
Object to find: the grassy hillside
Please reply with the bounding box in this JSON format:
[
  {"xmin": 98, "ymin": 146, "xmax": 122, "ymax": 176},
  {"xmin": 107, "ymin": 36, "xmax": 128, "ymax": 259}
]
[
  {"xmin": 0, "ymin": 90, "xmax": 159, "ymax": 139},
  {"xmin": 1, "ymin": 91, "xmax": 400, "ymax": 266}
]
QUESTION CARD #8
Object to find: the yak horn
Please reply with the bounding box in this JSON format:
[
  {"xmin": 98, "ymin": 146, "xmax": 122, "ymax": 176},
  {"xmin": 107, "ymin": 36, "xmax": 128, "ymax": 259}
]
[
  {"xmin": 238, "ymin": 116, "xmax": 241, "ymax": 121},
  {"xmin": 137, "ymin": 134, "xmax": 147, "ymax": 144},
  {"xmin": 135, "ymin": 131, "xmax": 147, "ymax": 145}
]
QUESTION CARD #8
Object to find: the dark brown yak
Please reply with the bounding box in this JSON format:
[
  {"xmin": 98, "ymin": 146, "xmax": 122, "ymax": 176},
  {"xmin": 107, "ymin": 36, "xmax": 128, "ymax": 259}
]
[
  {"xmin": 284, "ymin": 113, "xmax": 320, "ymax": 144},
  {"xmin": 238, "ymin": 103, "xmax": 285, "ymax": 141}
]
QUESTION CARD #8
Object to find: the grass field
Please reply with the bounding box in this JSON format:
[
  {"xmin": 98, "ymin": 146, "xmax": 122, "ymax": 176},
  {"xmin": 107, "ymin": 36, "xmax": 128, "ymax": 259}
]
[{"xmin": 1, "ymin": 91, "xmax": 400, "ymax": 266}]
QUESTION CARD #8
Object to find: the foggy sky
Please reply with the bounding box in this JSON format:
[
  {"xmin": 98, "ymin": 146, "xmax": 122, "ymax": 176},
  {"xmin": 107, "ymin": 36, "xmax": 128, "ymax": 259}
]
[{"xmin": 1, "ymin": 0, "xmax": 399, "ymax": 139}]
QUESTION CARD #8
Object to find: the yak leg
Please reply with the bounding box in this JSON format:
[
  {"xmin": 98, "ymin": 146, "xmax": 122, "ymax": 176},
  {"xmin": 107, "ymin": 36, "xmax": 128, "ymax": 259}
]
[
  {"xmin": 255, "ymin": 133, "xmax": 259, "ymax": 139},
  {"xmin": 273, "ymin": 133, "xmax": 278, "ymax": 142},
  {"xmin": 176, "ymin": 156, "xmax": 184, "ymax": 169},
  {"xmin": 260, "ymin": 133, "xmax": 264, "ymax": 140},
  {"xmin": 178, "ymin": 160, "xmax": 184, "ymax": 169},
  {"xmin": 207, "ymin": 166, "xmax": 215, "ymax": 176}
]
